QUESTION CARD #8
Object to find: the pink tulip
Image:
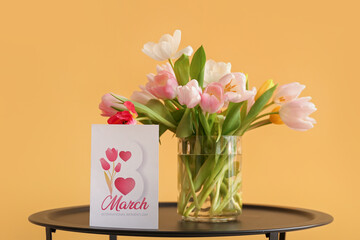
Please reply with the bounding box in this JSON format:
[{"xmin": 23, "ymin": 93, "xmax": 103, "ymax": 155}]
[
  {"xmin": 246, "ymin": 87, "xmax": 257, "ymax": 113},
  {"xmin": 279, "ymin": 97, "xmax": 317, "ymax": 131},
  {"xmin": 106, "ymin": 148, "xmax": 118, "ymax": 162},
  {"xmin": 130, "ymin": 85, "xmax": 156, "ymax": 105},
  {"xmin": 114, "ymin": 163, "xmax": 121, "ymax": 173},
  {"xmin": 219, "ymin": 73, "xmax": 256, "ymax": 103},
  {"xmin": 200, "ymin": 82, "xmax": 225, "ymax": 113},
  {"xmin": 146, "ymin": 63, "xmax": 178, "ymax": 100},
  {"xmin": 100, "ymin": 158, "xmax": 110, "ymax": 170},
  {"xmin": 274, "ymin": 82, "xmax": 305, "ymax": 104},
  {"xmin": 99, "ymin": 93, "xmax": 126, "ymax": 117},
  {"xmin": 156, "ymin": 62, "xmax": 175, "ymax": 75},
  {"xmin": 177, "ymin": 80, "xmax": 202, "ymax": 108}
]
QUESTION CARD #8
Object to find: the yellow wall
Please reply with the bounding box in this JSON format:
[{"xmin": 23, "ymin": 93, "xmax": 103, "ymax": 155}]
[{"xmin": 0, "ymin": 0, "xmax": 359, "ymax": 239}]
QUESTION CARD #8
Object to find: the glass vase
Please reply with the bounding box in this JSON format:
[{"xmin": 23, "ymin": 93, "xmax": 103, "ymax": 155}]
[{"xmin": 177, "ymin": 136, "xmax": 242, "ymax": 222}]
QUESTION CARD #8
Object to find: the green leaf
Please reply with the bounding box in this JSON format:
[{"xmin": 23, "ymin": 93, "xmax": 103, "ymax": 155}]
[
  {"xmin": 190, "ymin": 46, "xmax": 206, "ymax": 88},
  {"xmin": 174, "ymin": 54, "xmax": 190, "ymax": 85},
  {"xmin": 237, "ymin": 84, "xmax": 278, "ymax": 135},
  {"xmin": 176, "ymin": 108, "xmax": 193, "ymax": 138},
  {"xmin": 111, "ymin": 95, "xmax": 176, "ymax": 129},
  {"xmin": 222, "ymin": 102, "xmax": 244, "ymax": 135},
  {"xmin": 104, "ymin": 172, "xmax": 112, "ymax": 193},
  {"xmin": 139, "ymin": 119, "xmax": 153, "ymax": 124},
  {"xmin": 194, "ymin": 155, "xmax": 215, "ymax": 191},
  {"xmin": 171, "ymin": 108, "xmax": 185, "ymax": 122},
  {"xmin": 159, "ymin": 124, "xmax": 168, "ymax": 137},
  {"xmin": 146, "ymin": 99, "xmax": 176, "ymax": 125},
  {"xmin": 246, "ymin": 84, "xmax": 277, "ymax": 122},
  {"xmin": 240, "ymin": 100, "xmax": 248, "ymax": 121}
]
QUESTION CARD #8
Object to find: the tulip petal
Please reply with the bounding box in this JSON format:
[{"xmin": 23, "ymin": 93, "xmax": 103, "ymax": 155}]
[
  {"xmin": 142, "ymin": 30, "xmax": 193, "ymax": 61},
  {"xmin": 154, "ymin": 41, "xmax": 172, "ymax": 60},
  {"xmin": 274, "ymin": 82, "xmax": 306, "ymax": 104},
  {"xmin": 172, "ymin": 30, "xmax": 181, "ymax": 54},
  {"xmin": 99, "ymin": 93, "xmax": 126, "ymax": 117},
  {"xmin": 173, "ymin": 46, "xmax": 194, "ymax": 59},
  {"xmin": 200, "ymin": 82, "xmax": 224, "ymax": 113},
  {"xmin": 159, "ymin": 33, "xmax": 173, "ymax": 43},
  {"xmin": 177, "ymin": 80, "xmax": 202, "ymax": 108},
  {"xmin": 142, "ymin": 42, "xmax": 164, "ymax": 61},
  {"xmin": 130, "ymin": 86, "xmax": 156, "ymax": 105},
  {"xmin": 279, "ymin": 97, "xmax": 317, "ymax": 131},
  {"xmin": 218, "ymin": 73, "xmax": 234, "ymax": 86},
  {"xmin": 204, "ymin": 60, "xmax": 232, "ymax": 86}
]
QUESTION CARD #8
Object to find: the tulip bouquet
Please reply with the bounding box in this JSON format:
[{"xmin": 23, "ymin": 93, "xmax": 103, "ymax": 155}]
[{"xmin": 99, "ymin": 30, "xmax": 316, "ymax": 222}]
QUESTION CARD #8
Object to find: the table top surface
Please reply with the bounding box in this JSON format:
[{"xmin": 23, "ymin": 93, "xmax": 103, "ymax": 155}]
[{"xmin": 28, "ymin": 202, "xmax": 333, "ymax": 237}]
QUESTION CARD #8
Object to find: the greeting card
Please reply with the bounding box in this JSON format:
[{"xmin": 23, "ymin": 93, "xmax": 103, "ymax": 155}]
[{"xmin": 90, "ymin": 124, "xmax": 159, "ymax": 229}]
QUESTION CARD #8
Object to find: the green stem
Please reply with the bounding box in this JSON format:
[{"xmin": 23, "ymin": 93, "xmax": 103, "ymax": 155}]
[
  {"xmin": 246, "ymin": 119, "xmax": 272, "ymax": 132},
  {"xmin": 210, "ymin": 173, "xmax": 224, "ymax": 214},
  {"xmin": 253, "ymin": 111, "xmax": 279, "ymax": 121},
  {"xmin": 135, "ymin": 117, "xmax": 149, "ymax": 121},
  {"xmin": 168, "ymin": 59, "xmax": 175, "ymax": 69},
  {"xmin": 213, "ymin": 176, "xmax": 242, "ymax": 214},
  {"xmin": 191, "ymin": 109, "xmax": 199, "ymax": 132},
  {"xmin": 164, "ymin": 100, "xmax": 177, "ymax": 111},
  {"xmin": 263, "ymin": 101, "xmax": 275, "ymax": 111},
  {"xmin": 171, "ymin": 99, "xmax": 183, "ymax": 110},
  {"xmin": 184, "ymin": 158, "xmax": 200, "ymax": 209},
  {"xmin": 184, "ymin": 154, "xmax": 229, "ymax": 216}
]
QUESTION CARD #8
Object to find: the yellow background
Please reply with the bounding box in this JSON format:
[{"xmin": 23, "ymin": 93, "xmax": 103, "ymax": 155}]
[{"xmin": 0, "ymin": 0, "xmax": 359, "ymax": 239}]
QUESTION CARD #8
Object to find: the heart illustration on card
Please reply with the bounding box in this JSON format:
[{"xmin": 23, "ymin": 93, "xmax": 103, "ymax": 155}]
[
  {"xmin": 114, "ymin": 177, "xmax": 135, "ymax": 195},
  {"xmin": 119, "ymin": 151, "xmax": 132, "ymax": 162}
]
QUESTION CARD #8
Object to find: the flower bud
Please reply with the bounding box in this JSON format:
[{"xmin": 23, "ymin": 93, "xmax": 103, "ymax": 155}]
[
  {"xmin": 115, "ymin": 163, "xmax": 121, "ymax": 173},
  {"xmin": 255, "ymin": 79, "xmax": 275, "ymax": 101},
  {"xmin": 100, "ymin": 158, "xmax": 110, "ymax": 171},
  {"xmin": 269, "ymin": 106, "xmax": 284, "ymax": 125}
]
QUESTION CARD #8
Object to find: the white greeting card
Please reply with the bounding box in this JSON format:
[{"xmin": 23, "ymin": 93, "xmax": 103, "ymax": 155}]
[{"xmin": 90, "ymin": 124, "xmax": 159, "ymax": 229}]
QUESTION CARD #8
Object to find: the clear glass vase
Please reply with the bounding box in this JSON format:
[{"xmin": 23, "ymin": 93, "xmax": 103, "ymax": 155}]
[{"xmin": 177, "ymin": 136, "xmax": 242, "ymax": 222}]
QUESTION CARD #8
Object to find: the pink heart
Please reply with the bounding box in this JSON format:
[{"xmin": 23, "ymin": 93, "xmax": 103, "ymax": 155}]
[
  {"xmin": 114, "ymin": 177, "xmax": 135, "ymax": 195},
  {"xmin": 119, "ymin": 151, "xmax": 132, "ymax": 162}
]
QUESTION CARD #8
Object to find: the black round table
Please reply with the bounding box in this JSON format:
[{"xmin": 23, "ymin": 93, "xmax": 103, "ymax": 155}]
[{"xmin": 28, "ymin": 202, "xmax": 333, "ymax": 240}]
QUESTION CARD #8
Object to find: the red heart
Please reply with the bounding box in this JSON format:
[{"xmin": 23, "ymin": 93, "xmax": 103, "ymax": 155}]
[
  {"xmin": 114, "ymin": 177, "xmax": 135, "ymax": 195},
  {"xmin": 119, "ymin": 151, "xmax": 132, "ymax": 162}
]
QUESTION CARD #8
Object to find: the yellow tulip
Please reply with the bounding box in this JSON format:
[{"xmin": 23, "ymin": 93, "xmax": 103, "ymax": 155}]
[
  {"xmin": 255, "ymin": 79, "xmax": 275, "ymax": 101},
  {"xmin": 269, "ymin": 106, "xmax": 284, "ymax": 125}
]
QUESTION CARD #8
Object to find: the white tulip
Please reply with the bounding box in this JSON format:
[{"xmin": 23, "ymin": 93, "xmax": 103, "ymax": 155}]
[
  {"xmin": 142, "ymin": 30, "xmax": 193, "ymax": 61},
  {"xmin": 204, "ymin": 59, "xmax": 232, "ymax": 87}
]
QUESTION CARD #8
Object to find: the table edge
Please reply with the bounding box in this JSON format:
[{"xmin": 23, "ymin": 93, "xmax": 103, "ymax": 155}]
[{"xmin": 28, "ymin": 202, "xmax": 334, "ymax": 237}]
